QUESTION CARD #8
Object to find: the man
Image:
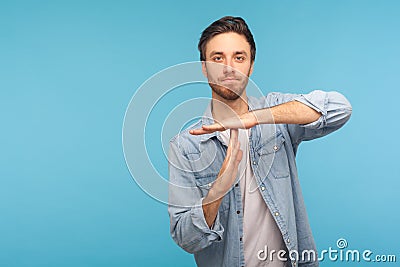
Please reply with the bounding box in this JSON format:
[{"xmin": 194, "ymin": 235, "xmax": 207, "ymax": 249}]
[{"xmin": 168, "ymin": 16, "xmax": 352, "ymax": 267}]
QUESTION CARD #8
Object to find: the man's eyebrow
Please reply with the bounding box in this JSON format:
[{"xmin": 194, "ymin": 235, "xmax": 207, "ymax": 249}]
[
  {"xmin": 234, "ymin": 50, "xmax": 247, "ymax": 56},
  {"xmin": 209, "ymin": 51, "xmax": 223, "ymax": 56},
  {"xmin": 208, "ymin": 50, "xmax": 248, "ymax": 56}
]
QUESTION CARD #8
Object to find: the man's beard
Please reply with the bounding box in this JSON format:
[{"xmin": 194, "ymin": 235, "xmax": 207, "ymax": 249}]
[
  {"xmin": 208, "ymin": 70, "xmax": 251, "ymax": 101},
  {"xmin": 209, "ymin": 82, "xmax": 246, "ymax": 100}
]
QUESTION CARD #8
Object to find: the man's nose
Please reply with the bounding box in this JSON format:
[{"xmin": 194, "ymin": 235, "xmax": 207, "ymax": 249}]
[{"xmin": 223, "ymin": 60, "xmax": 235, "ymax": 74}]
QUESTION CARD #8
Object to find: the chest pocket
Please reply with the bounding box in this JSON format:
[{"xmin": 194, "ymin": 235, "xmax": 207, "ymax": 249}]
[
  {"xmin": 194, "ymin": 175, "xmax": 231, "ymax": 213},
  {"xmin": 255, "ymin": 132, "xmax": 290, "ymax": 179}
]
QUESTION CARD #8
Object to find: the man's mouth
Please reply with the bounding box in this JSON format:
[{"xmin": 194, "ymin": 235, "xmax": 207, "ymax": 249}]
[{"xmin": 221, "ymin": 77, "xmax": 239, "ymax": 82}]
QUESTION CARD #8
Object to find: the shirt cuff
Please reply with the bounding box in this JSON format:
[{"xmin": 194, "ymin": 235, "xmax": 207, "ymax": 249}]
[
  {"xmin": 190, "ymin": 197, "xmax": 224, "ymax": 242},
  {"xmin": 294, "ymin": 90, "xmax": 328, "ymax": 129}
]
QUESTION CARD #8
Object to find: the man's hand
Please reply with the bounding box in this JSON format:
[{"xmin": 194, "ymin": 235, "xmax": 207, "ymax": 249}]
[
  {"xmin": 190, "ymin": 111, "xmax": 258, "ymax": 135},
  {"xmin": 190, "ymin": 101, "xmax": 321, "ymax": 136},
  {"xmin": 202, "ymin": 129, "xmax": 243, "ymax": 228}
]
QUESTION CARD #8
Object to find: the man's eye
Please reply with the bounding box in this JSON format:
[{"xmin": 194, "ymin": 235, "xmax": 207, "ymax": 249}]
[
  {"xmin": 236, "ymin": 56, "xmax": 245, "ymax": 61},
  {"xmin": 213, "ymin": 57, "xmax": 223, "ymax": 61}
]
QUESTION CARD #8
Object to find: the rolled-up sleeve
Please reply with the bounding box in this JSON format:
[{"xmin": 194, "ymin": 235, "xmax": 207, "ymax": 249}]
[
  {"xmin": 267, "ymin": 90, "xmax": 352, "ymax": 146},
  {"xmin": 168, "ymin": 140, "xmax": 224, "ymax": 254}
]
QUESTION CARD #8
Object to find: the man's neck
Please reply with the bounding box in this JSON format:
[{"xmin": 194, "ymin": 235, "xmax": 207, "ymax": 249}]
[{"xmin": 211, "ymin": 92, "xmax": 249, "ymax": 124}]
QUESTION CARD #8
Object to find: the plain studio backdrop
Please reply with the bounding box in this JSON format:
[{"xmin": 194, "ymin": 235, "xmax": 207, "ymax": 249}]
[{"xmin": 1, "ymin": 1, "xmax": 399, "ymax": 266}]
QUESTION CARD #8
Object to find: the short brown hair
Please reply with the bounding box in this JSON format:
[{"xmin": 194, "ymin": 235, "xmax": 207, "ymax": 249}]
[{"xmin": 198, "ymin": 16, "xmax": 256, "ymax": 62}]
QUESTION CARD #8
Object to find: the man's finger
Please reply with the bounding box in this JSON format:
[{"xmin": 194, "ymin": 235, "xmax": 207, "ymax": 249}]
[
  {"xmin": 189, "ymin": 128, "xmax": 214, "ymax": 135},
  {"xmin": 189, "ymin": 123, "xmax": 225, "ymax": 135},
  {"xmin": 228, "ymin": 129, "xmax": 239, "ymax": 159},
  {"xmin": 202, "ymin": 123, "xmax": 225, "ymax": 131},
  {"xmin": 219, "ymin": 129, "xmax": 239, "ymax": 177},
  {"xmin": 229, "ymin": 129, "xmax": 239, "ymax": 144}
]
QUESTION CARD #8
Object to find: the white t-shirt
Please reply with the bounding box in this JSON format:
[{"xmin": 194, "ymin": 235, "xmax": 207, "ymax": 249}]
[{"xmin": 219, "ymin": 129, "xmax": 289, "ymax": 266}]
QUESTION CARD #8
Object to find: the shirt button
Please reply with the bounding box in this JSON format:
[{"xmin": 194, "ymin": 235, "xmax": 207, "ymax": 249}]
[
  {"xmin": 273, "ymin": 145, "xmax": 278, "ymax": 151},
  {"xmin": 287, "ymin": 238, "xmax": 290, "ymax": 243},
  {"xmin": 261, "ymin": 186, "xmax": 265, "ymax": 191},
  {"xmin": 237, "ymin": 210, "xmax": 241, "ymax": 214},
  {"xmin": 208, "ymin": 183, "xmax": 212, "ymax": 187},
  {"xmin": 253, "ymin": 161, "xmax": 256, "ymax": 165},
  {"xmin": 274, "ymin": 212, "xmax": 279, "ymax": 216}
]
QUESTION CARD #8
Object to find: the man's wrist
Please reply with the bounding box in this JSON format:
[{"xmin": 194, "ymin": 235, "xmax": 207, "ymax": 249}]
[
  {"xmin": 252, "ymin": 108, "xmax": 274, "ymax": 125},
  {"xmin": 206, "ymin": 185, "xmax": 225, "ymax": 204}
]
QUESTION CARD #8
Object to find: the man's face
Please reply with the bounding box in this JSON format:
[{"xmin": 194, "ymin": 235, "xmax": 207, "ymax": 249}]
[{"xmin": 202, "ymin": 32, "xmax": 254, "ymax": 101}]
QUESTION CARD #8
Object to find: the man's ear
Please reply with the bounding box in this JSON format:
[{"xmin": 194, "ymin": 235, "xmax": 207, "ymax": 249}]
[
  {"xmin": 201, "ymin": 61, "xmax": 208, "ymax": 78},
  {"xmin": 249, "ymin": 61, "xmax": 254, "ymax": 76}
]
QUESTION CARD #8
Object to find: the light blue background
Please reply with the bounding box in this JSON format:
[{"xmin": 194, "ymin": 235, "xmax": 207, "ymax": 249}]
[{"xmin": 1, "ymin": 1, "xmax": 399, "ymax": 266}]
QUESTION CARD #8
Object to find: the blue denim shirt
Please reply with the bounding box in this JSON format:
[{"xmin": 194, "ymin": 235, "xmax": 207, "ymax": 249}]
[{"xmin": 168, "ymin": 90, "xmax": 352, "ymax": 267}]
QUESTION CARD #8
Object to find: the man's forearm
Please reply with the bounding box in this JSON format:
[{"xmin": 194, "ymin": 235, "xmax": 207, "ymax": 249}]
[
  {"xmin": 202, "ymin": 188, "xmax": 223, "ymax": 228},
  {"xmin": 253, "ymin": 100, "xmax": 321, "ymax": 125}
]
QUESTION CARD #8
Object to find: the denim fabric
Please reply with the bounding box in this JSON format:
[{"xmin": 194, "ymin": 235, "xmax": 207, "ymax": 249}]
[{"xmin": 168, "ymin": 90, "xmax": 352, "ymax": 267}]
